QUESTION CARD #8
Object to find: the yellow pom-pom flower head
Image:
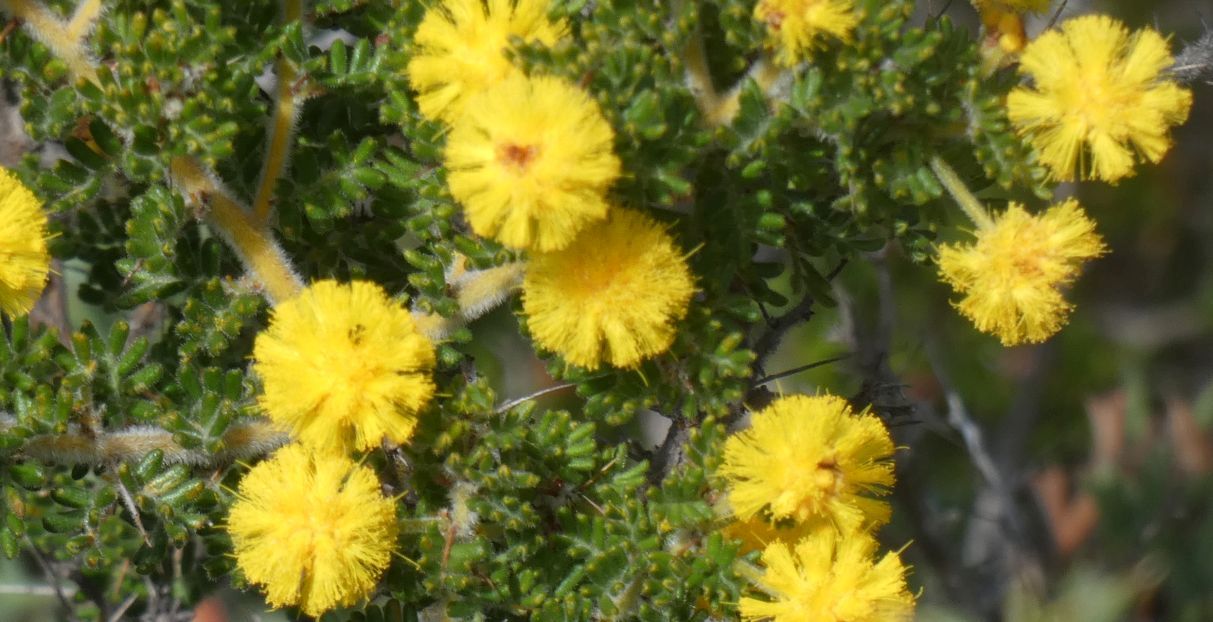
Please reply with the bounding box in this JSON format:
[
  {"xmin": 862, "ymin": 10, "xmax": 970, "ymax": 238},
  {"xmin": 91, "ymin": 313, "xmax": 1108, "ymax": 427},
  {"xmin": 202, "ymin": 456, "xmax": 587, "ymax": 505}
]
[
  {"xmin": 938, "ymin": 200, "xmax": 1105, "ymax": 346},
  {"xmin": 754, "ymin": 0, "xmax": 860, "ymax": 66},
  {"xmin": 720, "ymin": 394, "xmax": 895, "ymax": 532},
  {"xmin": 740, "ymin": 529, "xmax": 916, "ymax": 622},
  {"xmin": 228, "ymin": 444, "xmax": 398, "ymax": 617},
  {"xmin": 445, "ymin": 74, "xmax": 621, "ymax": 252},
  {"xmin": 407, "ymin": 0, "xmax": 565, "ymax": 122},
  {"xmin": 522, "ymin": 208, "xmax": 695, "ymax": 369},
  {"xmin": 253, "ymin": 280, "xmax": 436, "ymax": 453},
  {"xmin": 1007, "ymin": 15, "xmax": 1192, "ymax": 182},
  {"xmin": 0, "ymin": 166, "xmax": 50, "ymax": 316}
]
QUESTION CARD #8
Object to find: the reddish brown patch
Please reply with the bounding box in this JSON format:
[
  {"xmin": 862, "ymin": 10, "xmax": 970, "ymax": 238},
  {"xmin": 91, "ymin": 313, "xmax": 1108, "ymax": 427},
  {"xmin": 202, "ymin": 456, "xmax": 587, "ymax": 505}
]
[
  {"xmin": 497, "ymin": 143, "xmax": 540, "ymax": 172},
  {"xmin": 764, "ymin": 10, "xmax": 785, "ymax": 32}
]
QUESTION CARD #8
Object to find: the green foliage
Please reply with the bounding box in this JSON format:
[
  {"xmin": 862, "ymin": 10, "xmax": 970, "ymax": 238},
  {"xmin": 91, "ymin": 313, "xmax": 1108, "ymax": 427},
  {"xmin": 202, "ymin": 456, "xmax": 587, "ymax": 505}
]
[{"xmin": 4, "ymin": 0, "xmax": 1199, "ymax": 620}]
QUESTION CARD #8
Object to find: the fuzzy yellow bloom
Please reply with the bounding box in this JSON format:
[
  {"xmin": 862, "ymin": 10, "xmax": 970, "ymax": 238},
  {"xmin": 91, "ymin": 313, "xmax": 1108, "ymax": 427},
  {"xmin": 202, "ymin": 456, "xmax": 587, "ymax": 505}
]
[
  {"xmin": 0, "ymin": 166, "xmax": 50, "ymax": 316},
  {"xmin": 1007, "ymin": 15, "xmax": 1192, "ymax": 182},
  {"xmin": 522, "ymin": 208, "xmax": 695, "ymax": 369},
  {"xmin": 938, "ymin": 200, "xmax": 1105, "ymax": 346},
  {"xmin": 740, "ymin": 530, "xmax": 915, "ymax": 622},
  {"xmin": 445, "ymin": 74, "xmax": 621, "ymax": 252},
  {"xmin": 720, "ymin": 395, "xmax": 895, "ymax": 532},
  {"xmin": 754, "ymin": 0, "xmax": 860, "ymax": 66},
  {"xmin": 723, "ymin": 515, "xmax": 826, "ymax": 555},
  {"xmin": 253, "ymin": 280, "xmax": 436, "ymax": 453},
  {"xmin": 228, "ymin": 445, "xmax": 398, "ymax": 617},
  {"xmin": 407, "ymin": 0, "xmax": 565, "ymax": 122}
]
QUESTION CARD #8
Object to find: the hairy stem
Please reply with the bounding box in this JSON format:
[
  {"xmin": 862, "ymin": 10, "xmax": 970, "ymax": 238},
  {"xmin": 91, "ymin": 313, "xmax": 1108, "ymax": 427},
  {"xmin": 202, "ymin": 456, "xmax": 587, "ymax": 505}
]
[
  {"xmin": 0, "ymin": 0, "xmax": 98, "ymax": 83},
  {"xmin": 64, "ymin": 0, "xmax": 100, "ymax": 40},
  {"xmin": 251, "ymin": 0, "xmax": 304, "ymax": 225},
  {"xmin": 929, "ymin": 155, "xmax": 995, "ymax": 230},
  {"xmin": 16, "ymin": 420, "xmax": 287, "ymax": 466},
  {"xmin": 413, "ymin": 262, "xmax": 525, "ymax": 340},
  {"xmin": 707, "ymin": 58, "xmax": 785, "ymax": 127},
  {"xmin": 170, "ymin": 157, "xmax": 304, "ymax": 304}
]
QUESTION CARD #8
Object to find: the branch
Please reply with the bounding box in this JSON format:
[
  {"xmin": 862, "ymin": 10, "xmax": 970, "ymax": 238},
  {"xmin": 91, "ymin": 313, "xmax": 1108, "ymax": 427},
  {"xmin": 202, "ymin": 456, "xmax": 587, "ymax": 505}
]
[
  {"xmin": 752, "ymin": 353, "xmax": 851, "ymax": 386},
  {"xmin": 0, "ymin": 0, "xmax": 99, "ymax": 84},
  {"xmin": 63, "ymin": 0, "xmax": 100, "ymax": 40},
  {"xmin": 251, "ymin": 0, "xmax": 305, "ymax": 224},
  {"xmin": 494, "ymin": 382, "xmax": 576, "ymax": 414},
  {"xmin": 170, "ymin": 157, "xmax": 304, "ymax": 304},
  {"xmin": 413, "ymin": 262, "xmax": 525, "ymax": 341},
  {"xmin": 13, "ymin": 419, "xmax": 287, "ymax": 466}
]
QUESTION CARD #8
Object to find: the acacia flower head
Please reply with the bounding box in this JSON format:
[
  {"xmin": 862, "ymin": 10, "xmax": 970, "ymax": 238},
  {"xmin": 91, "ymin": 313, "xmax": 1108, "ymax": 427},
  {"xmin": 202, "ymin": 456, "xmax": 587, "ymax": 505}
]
[
  {"xmin": 522, "ymin": 208, "xmax": 695, "ymax": 369},
  {"xmin": 720, "ymin": 395, "xmax": 895, "ymax": 531},
  {"xmin": 228, "ymin": 444, "xmax": 398, "ymax": 617},
  {"xmin": 253, "ymin": 280, "xmax": 436, "ymax": 453},
  {"xmin": 724, "ymin": 515, "xmax": 826, "ymax": 555},
  {"xmin": 445, "ymin": 74, "xmax": 621, "ymax": 252},
  {"xmin": 1007, "ymin": 15, "xmax": 1192, "ymax": 182},
  {"xmin": 740, "ymin": 529, "xmax": 915, "ymax": 622},
  {"xmin": 407, "ymin": 0, "xmax": 565, "ymax": 123},
  {"xmin": 938, "ymin": 200, "xmax": 1105, "ymax": 346},
  {"xmin": 754, "ymin": 0, "xmax": 860, "ymax": 66},
  {"xmin": 0, "ymin": 166, "xmax": 50, "ymax": 316}
]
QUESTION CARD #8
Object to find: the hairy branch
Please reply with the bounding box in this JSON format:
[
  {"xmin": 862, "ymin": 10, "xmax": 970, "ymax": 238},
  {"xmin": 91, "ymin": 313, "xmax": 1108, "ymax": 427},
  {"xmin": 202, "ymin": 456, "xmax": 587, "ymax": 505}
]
[
  {"xmin": 251, "ymin": 0, "xmax": 305, "ymax": 224},
  {"xmin": 1171, "ymin": 30, "xmax": 1213, "ymax": 85},
  {"xmin": 0, "ymin": 0, "xmax": 98, "ymax": 83}
]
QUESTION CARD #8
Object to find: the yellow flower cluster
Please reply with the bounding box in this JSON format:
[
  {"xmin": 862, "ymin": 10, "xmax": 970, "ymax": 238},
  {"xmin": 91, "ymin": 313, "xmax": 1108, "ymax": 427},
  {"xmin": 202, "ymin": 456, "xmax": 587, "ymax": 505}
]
[
  {"xmin": 740, "ymin": 530, "xmax": 915, "ymax": 622},
  {"xmin": 938, "ymin": 201, "xmax": 1105, "ymax": 346},
  {"xmin": 253, "ymin": 280, "xmax": 436, "ymax": 454},
  {"xmin": 407, "ymin": 0, "xmax": 694, "ymax": 369},
  {"xmin": 720, "ymin": 395, "xmax": 916, "ymax": 619},
  {"xmin": 234, "ymin": 280, "xmax": 437, "ymax": 615},
  {"xmin": 0, "ymin": 166, "xmax": 51, "ymax": 317},
  {"xmin": 227, "ymin": 445, "xmax": 398, "ymax": 617},
  {"xmin": 407, "ymin": 0, "xmax": 565, "ymax": 123},
  {"xmin": 1008, "ymin": 15, "xmax": 1192, "ymax": 183},
  {"xmin": 754, "ymin": 0, "xmax": 860, "ymax": 66}
]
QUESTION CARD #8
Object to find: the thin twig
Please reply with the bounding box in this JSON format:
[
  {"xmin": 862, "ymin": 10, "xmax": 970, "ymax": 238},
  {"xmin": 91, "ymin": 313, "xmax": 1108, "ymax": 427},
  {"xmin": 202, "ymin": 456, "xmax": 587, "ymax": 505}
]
[
  {"xmin": 494, "ymin": 383, "xmax": 577, "ymax": 414},
  {"xmin": 24, "ymin": 536, "xmax": 80, "ymax": 621},
  {"xmin": 752, "ymin": 353, "xmax": 851, "ymax": 386},
  {"xmin": 105, "ymin": 592, "xmax": 137, "ymax": 622},
  {"xmin": 113, "ymin": 476, "xmax": 151, "ymax": 546}
]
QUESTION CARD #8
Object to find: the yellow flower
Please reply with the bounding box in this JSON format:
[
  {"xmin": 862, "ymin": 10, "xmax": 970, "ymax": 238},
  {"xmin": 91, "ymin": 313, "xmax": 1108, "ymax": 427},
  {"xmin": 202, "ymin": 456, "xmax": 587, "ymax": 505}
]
[
  {"xmin": 1007, "ymin": 15, "xmax": 1192, "ymax": 182},
  {"xmin": 723, "ymin": 515, "xmax": 827, "ymax": 555},
  {"xmin": 740, "ymin": 529, "xmax": 915, "ymax": 622},
  {"xmin": 445, "ymin": 74, "xmax": 621, "ymax": 251},
  {"xmin": 228, "ymin": 444, "xmax": 398, "ymax": 617},
  {"xmin": 253, "ymin": 280, "xmax": 436, "ymax": 453},
  {"xmin": 937, "ymin": 200, "xmax": 1105, "ymax": 346},
  {"xmin": 522, "ymin": 208, "xmax": 694, "ymax": 369},
  {"xmin": 754, "ymin": 0, "xmax": 860, "ymax": 66},
  {"xmin": 0, "ymin": 166, "xmax": 50, "ymax": 316},
  {"xmin": 407, "ymin": 0, "xmax": 565, "ymax": 123},
  {"xmin": 720, "ymin": 395, "xmax": 895, "ymax": 531}
]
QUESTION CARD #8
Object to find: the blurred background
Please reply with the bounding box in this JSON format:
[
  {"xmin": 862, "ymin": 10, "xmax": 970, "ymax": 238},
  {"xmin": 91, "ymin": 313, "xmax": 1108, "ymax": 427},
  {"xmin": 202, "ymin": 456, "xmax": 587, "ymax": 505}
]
[{"xmin": 4, "ymin": 0, "xmax": 1213, "ymax": 620}]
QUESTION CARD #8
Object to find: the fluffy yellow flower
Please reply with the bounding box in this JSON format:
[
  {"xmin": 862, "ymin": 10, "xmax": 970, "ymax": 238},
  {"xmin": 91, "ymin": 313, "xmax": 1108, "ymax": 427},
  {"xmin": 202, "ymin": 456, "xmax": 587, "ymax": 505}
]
[
  {"xmin": 228, "ymin": 444, "xmax": 398, "ymax": 617},
  {"xmin": 0, "ymin": 166, "xmax": 50, "ymax": 316},
  {"xmin": 938, "ymin": 200, "xmax": 1105, "ymax": 346},
  {"xmin": 253, "ymin": 280, "xmax": 436, "ymax": 453},
  {"xmin": 720, "ymin": 395, "xmax": 895, "ymax": 532},
  {"xmin": 740, "ymin": 530, "xmax": 915, "ymax": 622},
  {"xmin": 522, "ymin": 208, "xmax": 694, "ymax": 369},
  {"xmin": 754, "ymin": 0, "xmax": 860, "ymax": 66},
  {"xmin": 445, "ymin": 74, "xmax": 621, "ymax": 251},
  {"xmin": 723, "ymin": 516, "xmax": 826, "ymax": 555},
  {"xmin": 407, "ymin": 0, "xmax": 565, "ymax": 122},
  {"xmin": 1007, "ymin": 15, "xmax": 1192, "ymax": 182}
]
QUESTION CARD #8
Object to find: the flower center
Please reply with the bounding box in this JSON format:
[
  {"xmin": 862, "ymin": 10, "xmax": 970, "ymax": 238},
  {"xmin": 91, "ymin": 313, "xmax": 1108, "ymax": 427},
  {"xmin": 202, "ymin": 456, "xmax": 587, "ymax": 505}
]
[
  {"xmin": 813, "ymin": 457, "xmax": 842, "ymax": 494},
  {"xmin": 496, "ymin": 142, "xmax": 541, "ymax": 173}
]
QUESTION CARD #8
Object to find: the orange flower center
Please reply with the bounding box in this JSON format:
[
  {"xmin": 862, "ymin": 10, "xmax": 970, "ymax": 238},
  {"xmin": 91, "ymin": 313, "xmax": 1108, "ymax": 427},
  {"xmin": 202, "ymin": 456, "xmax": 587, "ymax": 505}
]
[{"xmin": 497, "ymin": 142, "xmax": 541, "ymax": 173}]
